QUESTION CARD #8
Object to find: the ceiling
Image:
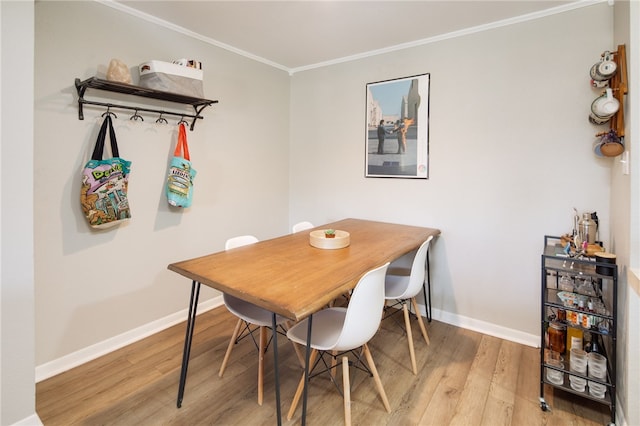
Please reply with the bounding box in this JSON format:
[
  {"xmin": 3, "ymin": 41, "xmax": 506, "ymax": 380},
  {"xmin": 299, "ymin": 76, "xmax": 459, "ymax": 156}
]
[{"xmin": 114, "ymin": 1, "xmax": 585, "ymax": 73}]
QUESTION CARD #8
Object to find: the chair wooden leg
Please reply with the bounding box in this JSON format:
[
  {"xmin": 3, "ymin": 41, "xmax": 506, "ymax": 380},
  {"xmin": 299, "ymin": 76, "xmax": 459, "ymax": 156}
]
[
  {"xmin": 411, "ymin": 297, "xmax": 430, "ymax": 345},
  {"xmin": 258, "ymin": 326, "xmax": 267, "ymax": 406},
  {"xmin": 342, "ymin": 356, "xmax": 351, "ymax": 426},
  {"xmin": 287, "ymin": 349, "xmax": 318, "ymax": 421},
  {"xmin": 219, "ymin": 318, "xmax": 243, "ymax": 377},
  {"xmin": 403, "ymin": 302, "xmax": 418, "ymax": 375},
  {"xmin": 362, "ymin": 344, "xmax": 391, "ymax": 413},
  {"xmin": 290, "ymin": 340, "xmax": 306, "ymax": 368},
  {"xmin": 286, "ymin": 321, "xmax": 307, "ymax": 368}
]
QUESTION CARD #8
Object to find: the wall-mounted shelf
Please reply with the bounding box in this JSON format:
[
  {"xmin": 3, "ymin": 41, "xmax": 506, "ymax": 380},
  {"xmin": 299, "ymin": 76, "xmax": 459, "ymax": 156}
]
[
  {"xmin": 75, "ymin": 77, "xmax": 218, "ymax": 130},
  {"xmin": 610, "ymin": 44, "xmax": 627, "ymax": 138}
]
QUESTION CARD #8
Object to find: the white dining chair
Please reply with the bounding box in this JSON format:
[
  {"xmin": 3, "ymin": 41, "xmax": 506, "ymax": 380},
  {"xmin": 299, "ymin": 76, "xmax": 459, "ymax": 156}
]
[
  {"xmin": 286, "ymin": 262, "xmax": 391, "ymax": 425},
  {"xmin": 292, "ymin": 221, "xmax": 314, "ymax": 233},
  {"xmin": 218, "ymin": 235, "xmax": 290, "ymax": 406},
  {"xmin": 383, "ymin": 235, "xmax": 433, "ymax": 375}
]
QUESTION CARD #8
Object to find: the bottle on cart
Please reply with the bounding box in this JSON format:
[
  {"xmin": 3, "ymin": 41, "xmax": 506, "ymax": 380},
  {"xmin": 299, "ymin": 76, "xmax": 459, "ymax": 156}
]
[
  {"xmin": 566, "ymin": 326, "xmax": 583, "ymax": 353},
  {"xmin": 584, "ymin": 332, "xmax": 603, "ymax": 355},
  {"xmin": 584, "ymin": 331, "xmax": 593, "ymax": 352}
]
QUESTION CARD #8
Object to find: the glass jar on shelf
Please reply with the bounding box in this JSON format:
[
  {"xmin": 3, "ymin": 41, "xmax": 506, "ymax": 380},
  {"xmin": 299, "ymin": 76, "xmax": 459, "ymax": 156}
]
[
  {"xmin": 548, "ymin": 321, "xmax": 566, "ymax": 354},
  {"xmin": 559, "ymin": 273, "xmax": 574, "ymax": 292}
]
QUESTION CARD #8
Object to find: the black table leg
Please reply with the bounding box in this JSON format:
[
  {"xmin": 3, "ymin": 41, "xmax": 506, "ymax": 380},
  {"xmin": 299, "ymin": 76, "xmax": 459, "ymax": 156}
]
[
  {"xmin": 272, "ymin": 313, "xmax": 282, "ymax": 426},
  {"xmin": 176, "ymin": 280, "xmax": 201, "ymax": 408},
  {"xmin": 302, "ymin": 314, "xmax": 313, "ymax": 426},
  {"xmin": 424, "ymin": 251, "xmax": 432, "ymax": 322}
]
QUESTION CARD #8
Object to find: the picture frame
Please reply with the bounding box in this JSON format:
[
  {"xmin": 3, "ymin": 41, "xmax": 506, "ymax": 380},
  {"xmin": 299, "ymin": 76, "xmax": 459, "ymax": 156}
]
[{"xmin": 365, "ymin": 73, "xmax": 430, "ymax": 178}]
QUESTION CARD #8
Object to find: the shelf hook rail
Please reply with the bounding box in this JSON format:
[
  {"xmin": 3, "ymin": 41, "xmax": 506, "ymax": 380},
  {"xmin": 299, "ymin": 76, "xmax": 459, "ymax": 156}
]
[
  {"xmin": 130, "ymin": 109, "xmax": 144, "ymax": 122},
  {"xmin": 156, "ymin": 112, "xmax": 169, "ymax": 124},
  {"xmin": 101, "ymin": 107, "xmax": 117, "ymax": 119},
  {"xmin": 75, "ymin": 77, "xmax": 217, "ymax": 131},
  {"xmin": 177, "ymin": 116, "xmax": 190, "ymax": 127}
]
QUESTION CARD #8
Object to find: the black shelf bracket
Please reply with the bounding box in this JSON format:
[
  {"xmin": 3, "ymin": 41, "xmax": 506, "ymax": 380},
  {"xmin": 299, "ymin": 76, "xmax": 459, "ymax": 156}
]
[{"xmin": 75, "ymin": 77, "xmax": 218, "ymax": 131}]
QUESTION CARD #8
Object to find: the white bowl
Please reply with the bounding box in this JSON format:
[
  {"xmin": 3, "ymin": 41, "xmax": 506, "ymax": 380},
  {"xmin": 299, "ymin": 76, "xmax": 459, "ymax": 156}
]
[
  {"xmin": 546, "ymin": 367, "xmax": 564, "ymax": 385},
  {"xmin": 588, "ymin": 381, "xmax": 606, "ymax": 398},
  {"xmin": 569, "ymin": 375, "xmax": 586, "ymax": 392}
]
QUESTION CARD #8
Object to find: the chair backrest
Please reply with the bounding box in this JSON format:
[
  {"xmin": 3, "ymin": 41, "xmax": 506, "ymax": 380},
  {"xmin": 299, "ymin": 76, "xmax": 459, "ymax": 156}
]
[
  {"xmin": 225, "ymin": 235, "xmax": 259, "ymax": 250},
  {"xmin": 292, "ymin": 221, "xmax": 314, "ymax": 233},
  {"xmin": 333, "ymin": 262, "xmax": 390, "ymax": 351},
  {"xmin": 402, "ymin": 235, "xmax": 434, "ymax": 299},
  {"xmin": 223, "ymin": 235, "xmax": 259, "ymax": 306}
]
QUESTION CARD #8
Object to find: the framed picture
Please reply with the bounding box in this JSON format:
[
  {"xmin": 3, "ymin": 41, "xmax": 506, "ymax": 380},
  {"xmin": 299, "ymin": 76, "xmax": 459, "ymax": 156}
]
[{"xmin": 365, "ymin": 73, "xmax": 430, "ymax": 178}]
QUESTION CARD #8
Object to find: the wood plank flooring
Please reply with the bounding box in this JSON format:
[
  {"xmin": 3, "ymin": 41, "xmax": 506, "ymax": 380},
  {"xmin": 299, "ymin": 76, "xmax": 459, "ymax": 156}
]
[{"xmin": 36, "ymin": 306, "xmax": 612, "ymax": 425}]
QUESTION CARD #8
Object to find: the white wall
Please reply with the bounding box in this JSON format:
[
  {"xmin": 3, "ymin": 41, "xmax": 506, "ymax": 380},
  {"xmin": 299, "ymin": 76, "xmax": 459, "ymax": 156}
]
[
  {"xmin": 34, "ymin": 1, "xmax": 290, "ymax": 367},
  {"xmin": 290, "ymin": 3, "xmax": 613, "ymax": 342},
  {"xmin": 1, "ymin": 1, "xmax": 38, "ymax": 424}
]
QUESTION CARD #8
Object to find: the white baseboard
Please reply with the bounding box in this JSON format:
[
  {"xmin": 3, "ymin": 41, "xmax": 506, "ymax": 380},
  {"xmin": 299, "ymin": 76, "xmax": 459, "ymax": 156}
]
[
  {"xmin": 35, "ymin": 296, "xmax": 224, "ymax": 383},
  {"xmin": 10, "ymin": 413, "xmax": 43, "ymax": 426},
  {"xmin": 418, "ymin": 304, "xmax": 540, "ymax": 348},
  {"xmin": 35, "ymin": 297, "xmax": 539, "ymax": 383}
]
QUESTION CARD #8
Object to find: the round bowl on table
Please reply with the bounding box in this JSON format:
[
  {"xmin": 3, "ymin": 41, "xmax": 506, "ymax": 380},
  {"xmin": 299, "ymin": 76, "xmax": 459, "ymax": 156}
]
[{"xmin": 309, "ymin": 230, "xmax": 350, "ymax": 249}]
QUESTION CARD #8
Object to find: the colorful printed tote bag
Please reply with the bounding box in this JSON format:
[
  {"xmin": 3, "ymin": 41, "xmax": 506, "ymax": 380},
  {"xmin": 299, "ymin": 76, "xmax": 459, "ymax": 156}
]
[
  {"xmin": 166, "ymin": 123, "xmax": 196, "ymax": 208},
  {"xmin": 80, "ymin": 115, "xmax": 132, "ymax": 228}
]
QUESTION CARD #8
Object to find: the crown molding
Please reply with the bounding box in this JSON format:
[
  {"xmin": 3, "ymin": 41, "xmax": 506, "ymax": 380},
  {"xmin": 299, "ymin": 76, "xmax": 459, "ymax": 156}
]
[
  {"xmin": 289, "ymin": 0, "xmax": 608, "ymax": 74},
  {"xmin": 95, "ymin": 0, "xmax": 290, "ymax": 73},
  {"xmin": 97, "ymin": 0, "xmax": 607, "ymax": 75}
]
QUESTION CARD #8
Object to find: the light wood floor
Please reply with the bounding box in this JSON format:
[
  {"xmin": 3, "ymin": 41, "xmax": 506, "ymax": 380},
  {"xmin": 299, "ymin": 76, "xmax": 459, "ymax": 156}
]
[{"xmin": 36, "ymin": 305, "xmax": 612, "ymax": 425}]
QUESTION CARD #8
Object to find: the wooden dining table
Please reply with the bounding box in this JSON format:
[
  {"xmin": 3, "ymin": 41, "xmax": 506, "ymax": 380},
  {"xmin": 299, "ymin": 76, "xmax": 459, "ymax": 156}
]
[{"xmin": 168, "ymin": 218, "xmax": 441, "ymax": 424}]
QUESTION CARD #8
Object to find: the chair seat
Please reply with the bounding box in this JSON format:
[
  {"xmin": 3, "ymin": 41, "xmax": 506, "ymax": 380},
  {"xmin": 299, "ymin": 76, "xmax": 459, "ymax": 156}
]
[
  {"xmin": 385, "ymin": 274, "xmax": 411, "ymax": 299},
  {"xmin": 224, "ymin": 294, "xmax": 288, "ymax": 327},
  {"xmin": 287, "ymin": 307, "xmax": 347, "ymax": 351}
]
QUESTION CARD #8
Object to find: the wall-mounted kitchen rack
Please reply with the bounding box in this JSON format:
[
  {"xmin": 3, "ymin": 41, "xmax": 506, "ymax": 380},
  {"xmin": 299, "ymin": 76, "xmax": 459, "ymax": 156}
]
[
  {"xmin": 75, "ymin": 77, "xmax": 218, "ymax": 131},
  {"xmin": 609, "ymin": 44, "xmax": 627, "ymax": 138}
]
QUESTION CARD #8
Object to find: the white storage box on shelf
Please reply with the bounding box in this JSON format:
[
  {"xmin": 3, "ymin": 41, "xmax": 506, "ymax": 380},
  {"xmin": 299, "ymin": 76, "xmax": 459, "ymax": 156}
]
[{"xmin": 139, "ymin": 61, "xmax": 204, "ymax": 98}]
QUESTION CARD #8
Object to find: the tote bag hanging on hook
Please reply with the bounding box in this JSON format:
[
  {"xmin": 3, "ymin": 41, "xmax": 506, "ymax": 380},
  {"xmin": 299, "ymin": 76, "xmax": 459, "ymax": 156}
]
[
  {"xmin": 80, "ymin": 115, "xmax": 132, "ymax": 228},
  {"xmin": 166, "ymin": 123, "xmax": 196, "ymax": 207}
]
